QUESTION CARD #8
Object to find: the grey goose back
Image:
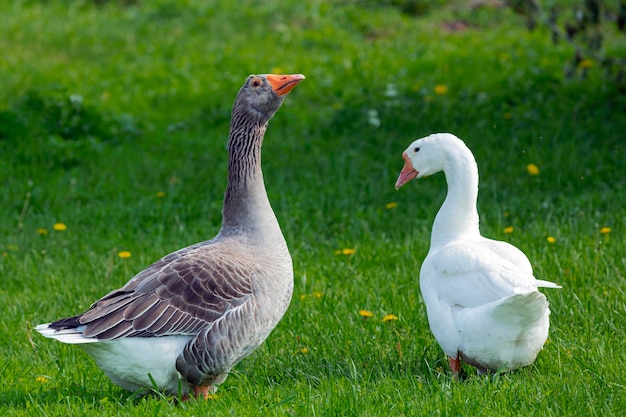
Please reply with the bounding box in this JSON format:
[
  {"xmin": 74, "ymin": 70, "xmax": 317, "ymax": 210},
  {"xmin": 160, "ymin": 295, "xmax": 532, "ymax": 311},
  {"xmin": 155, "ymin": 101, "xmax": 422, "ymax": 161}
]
[{"xmin": 36, "ymin": 73, "xmax": 305, "ymax": 399}]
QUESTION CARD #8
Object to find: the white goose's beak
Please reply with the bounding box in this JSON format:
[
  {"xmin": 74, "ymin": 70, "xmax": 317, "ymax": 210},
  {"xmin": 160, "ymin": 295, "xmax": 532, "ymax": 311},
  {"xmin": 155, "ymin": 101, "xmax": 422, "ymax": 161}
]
[{"xmin": 395, "ymin": 152, "xmax": 418, "ymax": 189}]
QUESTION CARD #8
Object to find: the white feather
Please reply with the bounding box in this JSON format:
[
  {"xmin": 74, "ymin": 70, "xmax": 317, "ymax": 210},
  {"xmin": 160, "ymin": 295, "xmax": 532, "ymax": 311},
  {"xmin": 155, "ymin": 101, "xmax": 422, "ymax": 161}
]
[{"xmin": 36, "ymin": 323, "xmax": 193, "ymax": 393}]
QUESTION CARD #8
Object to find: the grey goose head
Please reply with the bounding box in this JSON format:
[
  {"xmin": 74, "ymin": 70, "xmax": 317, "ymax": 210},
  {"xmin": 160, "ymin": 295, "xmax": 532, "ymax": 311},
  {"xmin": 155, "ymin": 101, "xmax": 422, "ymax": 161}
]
[{"xmin": 231, "ymin": 74, "xmax": 305, "ymax": 125}]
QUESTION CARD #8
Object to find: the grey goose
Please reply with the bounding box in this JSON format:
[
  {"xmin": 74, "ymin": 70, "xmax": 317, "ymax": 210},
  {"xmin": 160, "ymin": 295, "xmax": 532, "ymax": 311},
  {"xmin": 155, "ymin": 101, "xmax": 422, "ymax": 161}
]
[{"xmin": 37, "ymin": 73, "xmax": 305, "ymax": 399}]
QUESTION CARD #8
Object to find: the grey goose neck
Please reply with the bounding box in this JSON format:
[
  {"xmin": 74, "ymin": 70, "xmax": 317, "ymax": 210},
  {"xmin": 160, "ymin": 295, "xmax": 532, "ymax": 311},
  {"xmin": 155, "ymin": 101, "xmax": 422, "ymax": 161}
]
[{"xmin": 221, "ymin": 91, "xmax": 280, "ymax": 236}]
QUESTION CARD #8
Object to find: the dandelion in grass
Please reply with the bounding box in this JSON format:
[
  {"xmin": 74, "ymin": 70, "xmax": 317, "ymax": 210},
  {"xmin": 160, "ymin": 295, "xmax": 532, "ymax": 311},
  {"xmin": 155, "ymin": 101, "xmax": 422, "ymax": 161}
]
[
  {"xmin": 37, "ymin": 228, "xmax": 48, "ymax": 235},
  {"xmin": 359, "ymin": 309, "xmax": 374, "ymax": 319},
  {"xmin": 382, "ymin": 314, "xmax": 398, "ymax": 322},
  {"xmin": 118, "ymin": 251, "xmax": 132, "ymax": 259},
  {"xmin": 434, "ymin": 84, "xmax": 448, "ymax": 95},
  {"xmin": 206, "ymin": 393, "xmax": 218, "ymax": 400},
  {"xmin": 335, "ymin": 248, "xmax": 356, "ymax": 255},
  {"xmin": 526, "ymin": 163, "xmax": 540, "ymax": 176},
  {"xmin": 35, "ymin": 376, "xmax": 49, "ymax": 383},
  {"xmin": 298, "ymin": 347, "xmax": 309, "ymax": 354},
  {"xmin": 155, "ymin": 191, "xmax": 166, "ymax": 198},
  {"xmin": 300, "ymin": 291, "xmax": 322, "ymax": 301},
  {"xmin": 385, "ymin": 202, "xmax": 398, "ymax": 209},
  {"xmin": 578, "ymin": 59, "xmax": 594, "ymax": 69},
  {"xmin": 53, "ymin": 223, "xmax": 67, "ymax": 231},
  {"xmin": 503, "ymin": 226, "xmax": 514, "ymax": 234},
  {"xmin": 547, "ymin": 236, "xmax": 556, "ymax": 244},
  {"xmin": 600, "ymin": 227, "xmax": 611, "ymax": 234}
]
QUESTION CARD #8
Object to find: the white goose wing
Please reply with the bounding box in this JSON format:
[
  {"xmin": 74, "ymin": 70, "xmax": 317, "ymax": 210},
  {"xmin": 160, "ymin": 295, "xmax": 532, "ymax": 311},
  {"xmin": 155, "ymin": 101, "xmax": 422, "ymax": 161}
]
[
  {"xmin": 421, "ymin": 238, "xmax": 554, "ymax": 309},
  {"xmin": 420, "ymin": 238, "xmax": 559, "ymax": 362}
]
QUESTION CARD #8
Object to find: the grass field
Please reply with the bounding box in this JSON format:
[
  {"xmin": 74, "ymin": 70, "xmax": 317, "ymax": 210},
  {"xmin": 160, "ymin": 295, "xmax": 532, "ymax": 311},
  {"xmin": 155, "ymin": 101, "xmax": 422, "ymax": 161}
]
[{"xmin": 1, "ymin": 1, "xmax": 625, "ymax": 415}]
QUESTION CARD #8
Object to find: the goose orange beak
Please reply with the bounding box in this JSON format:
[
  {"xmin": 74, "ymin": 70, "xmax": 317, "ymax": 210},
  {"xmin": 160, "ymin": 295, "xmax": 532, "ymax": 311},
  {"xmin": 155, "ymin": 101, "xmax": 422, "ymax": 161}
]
[
  {"xmin": 395, "ymin": 152, "xmax": 418, "ymax": 189},
  {"xmin": 267, "ymin": 74, "xmax": 305, "ymax": 96}
]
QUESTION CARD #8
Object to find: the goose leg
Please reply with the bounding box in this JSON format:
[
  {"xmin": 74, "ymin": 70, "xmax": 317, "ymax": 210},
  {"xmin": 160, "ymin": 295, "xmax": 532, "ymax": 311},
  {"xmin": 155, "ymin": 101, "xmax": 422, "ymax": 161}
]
[
  {"xmin": 181, "ymin": 385, "xmax": 214, "ymax": 401},
  {"xmin": 448, "ymin": 356, "xmax": 461, "ymax": 379},
  {"xmin": 193, "ymin": 385, "xmax": 211, "ymax": 399}
]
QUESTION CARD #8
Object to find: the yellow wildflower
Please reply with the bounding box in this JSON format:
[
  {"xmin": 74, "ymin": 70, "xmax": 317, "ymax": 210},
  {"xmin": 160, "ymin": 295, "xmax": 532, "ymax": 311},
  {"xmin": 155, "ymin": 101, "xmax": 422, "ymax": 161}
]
[
  {"xmin": 547, "ymin": 236, "xmax": 556, "ymax": 243},
  {"xmin": 206, "ymin": 393, "xmax": 218, "ymax": 400},
  {"xmin": 35, "ymin": 376, "xmax": 49, "ymax": 383},
  {"xmin": 155, "ymin": 191, "xmax": 166, "ymax": 198},
  {"xmin": 37, "ymin": 228, "xmax": 48, "ymax": 235},
  {"xmin": 578, "ymin": 59, "xmax": 594, "ymax": 69},
  {"xmin": 600, "ymin": 227, "xmax": 611, "ymax": 234},
  {"xmin": 526, "ymin": 163, "xmax": 540, "ymax": 176},
  {"xmin": 118, "ymin": 251, "xmax": 132, "ymax": 259},
  {"xmin": 53, "ymin": 223, "xmax": 67, "ymax": 231},
  {"xmin": 298, "ymin": 347, "xmax": 309, "ymax": 354},
  {"xmin": 358, "ymin": 309, "xmax": 374, "ymax": 318},
  {"xmin": 336, "ymin": 248, "xmax": 356, "ymax": 255},
  {"xmin": 385, "ymin": 202, "xmax": 398, "ymax": 209},
  {"xmin": 312, "ymin": 291, "xmax": 323, "ymax": 299},
  {"xmin": 434, "ymin": 85, "xmax": 448, "ymax": 95},
  {"xmin": 503, "ymin": 226, "xmax": 514, "ymax": 234},
  {"xmin": 299, "ymin": 294, "xmax": 306, "ymax": 301},
  {"xmin": 382, "ymin": 314, "xmax": 399, "ymax": 322}
]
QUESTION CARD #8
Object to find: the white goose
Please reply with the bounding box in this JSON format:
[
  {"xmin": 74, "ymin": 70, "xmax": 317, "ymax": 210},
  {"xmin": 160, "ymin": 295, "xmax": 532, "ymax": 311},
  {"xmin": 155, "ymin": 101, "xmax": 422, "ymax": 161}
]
[
  {"xmin": 395, "ymin": 133, "xmax": 560, "ymax": 376},
  {"xmin": 36, "ymin": 73, "xmax": 304, "ymax": 398}
]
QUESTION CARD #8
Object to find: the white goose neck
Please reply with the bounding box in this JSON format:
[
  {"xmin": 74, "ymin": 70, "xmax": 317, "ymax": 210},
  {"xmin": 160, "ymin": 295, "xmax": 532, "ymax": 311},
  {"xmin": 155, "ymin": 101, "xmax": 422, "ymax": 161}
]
[{"xmin": 430, "ymin": 145, "xmax": 480, "ymax": 249}]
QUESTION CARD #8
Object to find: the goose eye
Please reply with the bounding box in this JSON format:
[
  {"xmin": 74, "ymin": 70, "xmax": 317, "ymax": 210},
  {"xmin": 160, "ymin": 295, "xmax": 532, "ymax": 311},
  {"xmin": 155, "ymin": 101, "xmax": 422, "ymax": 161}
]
[
  {"xmin": 251, "ymin": 78, "xmax": 261, "ymax": 87},
  {"xmin": 413, "ymin": 147, "xmax": 420, "ymax": 153}
]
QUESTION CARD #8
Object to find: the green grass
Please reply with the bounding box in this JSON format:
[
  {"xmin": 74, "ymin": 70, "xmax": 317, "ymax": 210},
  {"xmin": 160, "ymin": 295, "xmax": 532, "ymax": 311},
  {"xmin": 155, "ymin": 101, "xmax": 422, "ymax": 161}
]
[{"xmin": 1, "ymin": 0, "xmax": 625, "ymax": 415}]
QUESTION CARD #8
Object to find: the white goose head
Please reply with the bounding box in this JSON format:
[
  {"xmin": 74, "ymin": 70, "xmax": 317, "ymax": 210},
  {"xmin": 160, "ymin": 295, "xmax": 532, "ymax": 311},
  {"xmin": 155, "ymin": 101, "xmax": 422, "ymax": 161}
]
[
  {"xmin": 395, "ymin": 133, "xmax": 471, "ymax": 189},
  {"xmin": 394, "ymin": 132, "xmax": 480, "ymax": 246}
]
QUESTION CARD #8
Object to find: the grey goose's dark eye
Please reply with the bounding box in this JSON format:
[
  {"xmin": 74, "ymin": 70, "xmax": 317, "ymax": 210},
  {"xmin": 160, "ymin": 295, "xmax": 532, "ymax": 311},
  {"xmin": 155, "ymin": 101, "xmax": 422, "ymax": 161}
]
[{"xmin": 413, "ymin": 147, "xmax": 420, "ymax": 153}]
